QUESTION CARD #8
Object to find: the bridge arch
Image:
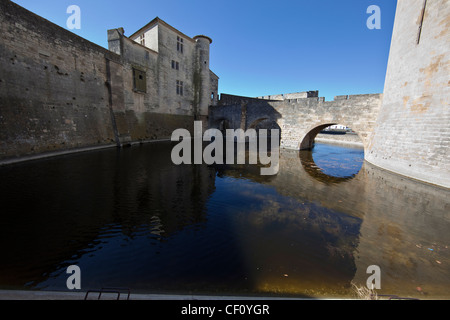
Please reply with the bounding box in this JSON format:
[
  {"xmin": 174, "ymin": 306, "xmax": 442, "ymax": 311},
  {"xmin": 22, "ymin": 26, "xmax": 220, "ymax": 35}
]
[
  {"xmin": 298, "ymin": 122, "xmax": 365, "ymax": 152},
  {"xmin": 208, "ymin": 117, "xmax": 231, "ymax": 135},
  {"xmin": 209, "ymin": 92, "xmax": 382, "ymax": 156},
  {"xmin": 218, "ymin": 119, "xmax": 230, "ymax": 133},
  {"xmin": 298, "ymin": 123, "xmax": 366, "ymax": 181},
  {"xmin": 248, "ymin": 118, "xmax": 269, "ymax": 129},
  {"xmin": 300, "ymin": 123, "xmax": 335, "ymax": 150}
]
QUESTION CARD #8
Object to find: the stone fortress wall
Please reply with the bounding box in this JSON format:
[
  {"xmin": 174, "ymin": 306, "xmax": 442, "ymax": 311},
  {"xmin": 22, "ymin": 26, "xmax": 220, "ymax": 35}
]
[
  {"xmin": 210, "ymin": 1, "xmax": 449, "ymax": 188},
  {"xmin": 0, "ymin": 0, "xmax": 448, "ymax": 189},
  {"xmin": 365, "ymin": 0, "xmax": 450, "ymax": 188},
  {"xmin": 0, "ymin": 0, "xmax": 217, "ymax": 163},
  {"xmin": 0, "ymin": 0, "xmax": 118, "ymax": 161}
]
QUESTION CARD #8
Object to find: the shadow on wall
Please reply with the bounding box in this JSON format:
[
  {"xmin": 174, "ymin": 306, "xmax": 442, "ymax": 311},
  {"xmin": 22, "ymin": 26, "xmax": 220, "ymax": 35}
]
[{"xmin": 208, "ymin": 94, "xmax": 282, "ymax": 138}]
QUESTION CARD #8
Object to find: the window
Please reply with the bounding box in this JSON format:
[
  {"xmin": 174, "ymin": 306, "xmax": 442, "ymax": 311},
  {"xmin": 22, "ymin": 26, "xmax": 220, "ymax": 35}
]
[
  {"xmin": 133, "ymin": 67, "xmax": 146, "ymax": 93},
  {"xmin": 177, "ymin": 36, "xmax": 184, "ymax": 53},
  {"xmin": 171, "ymin": 60, "xmax": 179, "ymax": 70},
  {"xmin": 211, "ymin": 92, "xmax": 215, "ymax": 100},
  {"xmin": 139, "ymin": 34, "xmax": 145, "ymax": 46},
  {"xmin": 176, "ymin": 80, "xmax": 183, "ymax": 96}
]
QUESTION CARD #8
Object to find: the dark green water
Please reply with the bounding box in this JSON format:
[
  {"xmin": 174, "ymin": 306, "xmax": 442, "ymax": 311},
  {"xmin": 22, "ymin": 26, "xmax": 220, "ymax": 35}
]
[{"xmin": 0, "ymin": 141, "xmax": 449, "ymax": 299}]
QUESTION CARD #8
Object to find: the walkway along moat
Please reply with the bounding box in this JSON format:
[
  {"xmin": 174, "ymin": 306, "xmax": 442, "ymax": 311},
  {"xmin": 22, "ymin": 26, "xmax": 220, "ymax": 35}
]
[{"xmin": 0, "ymin": 141, "xmax": 448, "ymax": 299}]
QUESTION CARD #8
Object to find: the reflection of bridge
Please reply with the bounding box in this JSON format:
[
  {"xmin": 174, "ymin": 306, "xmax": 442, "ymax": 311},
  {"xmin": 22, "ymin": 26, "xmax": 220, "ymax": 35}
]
[
  {"xmin": 214, "ymin": 148, "xmax": 450, "ymax": 298},
  {"xmin": 208, "ymin": 92, "xmax": 382, "ymax": 152}
]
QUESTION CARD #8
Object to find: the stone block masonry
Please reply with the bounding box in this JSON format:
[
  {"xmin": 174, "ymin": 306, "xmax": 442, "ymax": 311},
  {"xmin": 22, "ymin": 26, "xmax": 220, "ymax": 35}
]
[
  {"xmin": 0, "ymin": 0, "xmax": 117, "ymax": 160},
  {"xmin": 0, "ymin": 1, "xmax": 216, "ymax": 163},
  {"xmin": 366, "ymin": 0, "xmax": 450, "ymax": 188},
  {"xmin": 1, "ymin": 0, "xmax": 448, "ymax": 190},
  {"xmin": 210, "ymin": 93, "xmax": 382, "ymax": 152}
]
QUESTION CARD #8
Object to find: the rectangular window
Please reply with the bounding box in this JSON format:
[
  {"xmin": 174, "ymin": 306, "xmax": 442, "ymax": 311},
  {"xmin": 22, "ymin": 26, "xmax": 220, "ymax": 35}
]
[
  {"xmin": 133, "ymin": 67, "xmax": 146, "ymax": 93},
  {"xmin": 177, "ymin": 36, "xmax": 184, "ymax": 53},
  {"xmin": 176, "ymin": 80, "xmax": 183, "ymax": 96},
  {"xmin": 139, "ymin": 34, "xmax": 145, "ymax": 46},
  {"xmin": 171, "ymin": 60, "xmax": 180, "ymax": 70}
]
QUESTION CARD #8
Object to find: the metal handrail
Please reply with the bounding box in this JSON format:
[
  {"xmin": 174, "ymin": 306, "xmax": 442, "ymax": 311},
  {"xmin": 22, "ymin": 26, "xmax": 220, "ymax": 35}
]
[{"xmin": 84, "ymin": 287, "xmax": 131, "ymax": 300}]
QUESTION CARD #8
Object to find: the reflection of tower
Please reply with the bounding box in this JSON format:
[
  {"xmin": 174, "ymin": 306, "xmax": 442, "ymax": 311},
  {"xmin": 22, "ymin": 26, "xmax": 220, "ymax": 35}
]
[{"xmin": 194, "ymin": 35, "xmax": 212, "ymax": 119}]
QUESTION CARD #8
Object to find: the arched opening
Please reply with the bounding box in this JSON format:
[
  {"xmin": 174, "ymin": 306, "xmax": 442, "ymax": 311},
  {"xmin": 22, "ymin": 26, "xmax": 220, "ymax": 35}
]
[
  {"xmin": 248, "ymin": 118, "xmax": 269, "ymax": 129},
  {"xmin": 300, "ymin": 123, "xmax": 334, "ymax": 150},
  {"xmin": 218, "ymin": 119, "xmax": 230, "ymax": 135},
  {"xmin": 299, "ymin": 124, "xmax": 365, "ymax": 181},
  {"xmin": 248, "ymin": 118, "xmax": 281, "ymax": 153},
  {"xmin": 248, "ymin": 118, "xmax": 281, "ymax": 140}
]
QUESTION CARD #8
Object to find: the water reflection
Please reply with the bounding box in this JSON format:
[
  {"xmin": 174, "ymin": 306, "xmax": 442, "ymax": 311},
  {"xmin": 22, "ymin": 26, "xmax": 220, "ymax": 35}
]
[
  {"xmin": 299, "ymin": 143, "xmax": 364, "ymax": 184},
  {"xmin": 0, "ymin": 141, "xmax": 448, "ymax": 298}
]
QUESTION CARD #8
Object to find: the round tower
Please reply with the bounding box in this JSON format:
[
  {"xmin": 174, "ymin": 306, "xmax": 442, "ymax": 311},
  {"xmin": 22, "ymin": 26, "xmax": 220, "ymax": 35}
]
[
  {"xmin": 366, "ymin": 0, "xmax": 450, "ymax": 188},
  {"xmin": 193, "ymin": 35, "xmax": 212, "ymax": 118}
]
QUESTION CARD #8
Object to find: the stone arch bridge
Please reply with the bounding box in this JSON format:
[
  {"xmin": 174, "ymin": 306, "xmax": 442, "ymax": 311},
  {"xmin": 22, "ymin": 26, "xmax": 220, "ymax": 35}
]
[{"xmin": 208, "ymin": 92, "xmax": 383, "ymax": 151}]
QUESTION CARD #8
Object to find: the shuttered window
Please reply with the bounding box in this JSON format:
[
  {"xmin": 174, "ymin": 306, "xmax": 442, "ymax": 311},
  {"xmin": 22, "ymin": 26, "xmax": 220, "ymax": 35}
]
[{"xmin": 133, "ymin": 68, "xmax": 146, "ymax": 93}]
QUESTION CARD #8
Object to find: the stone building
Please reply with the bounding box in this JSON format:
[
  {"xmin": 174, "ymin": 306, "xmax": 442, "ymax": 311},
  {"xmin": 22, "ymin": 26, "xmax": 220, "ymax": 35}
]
[
  {"xmin": 0, "ymin": 0, "xmax": 448, "ymax": 189},
  {"xmin": 109, "ymin": 17, "xmax": 219, "ymax": 120},
  {"xmin": 0, "ymin": 1, "xmax": 219, "ymax": 162}
]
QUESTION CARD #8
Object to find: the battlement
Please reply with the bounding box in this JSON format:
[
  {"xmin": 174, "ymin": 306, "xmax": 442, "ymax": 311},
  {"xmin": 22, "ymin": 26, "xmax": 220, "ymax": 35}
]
[{"xmin": 257, "ymin": 91, "xmax": 319, "ymax": 101}]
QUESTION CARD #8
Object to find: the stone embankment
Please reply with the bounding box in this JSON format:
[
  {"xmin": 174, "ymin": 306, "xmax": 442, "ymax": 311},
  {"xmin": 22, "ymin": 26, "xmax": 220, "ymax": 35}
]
[{"xmin": 314, "ymin": 132, "xmax": 363, "ymax": 148}]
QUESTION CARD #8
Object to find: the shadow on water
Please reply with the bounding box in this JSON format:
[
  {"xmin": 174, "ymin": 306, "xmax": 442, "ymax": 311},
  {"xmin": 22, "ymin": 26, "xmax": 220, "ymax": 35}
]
[{"xmin": 0, "ymin": 141, "xmax": 448, "ymax": 299}]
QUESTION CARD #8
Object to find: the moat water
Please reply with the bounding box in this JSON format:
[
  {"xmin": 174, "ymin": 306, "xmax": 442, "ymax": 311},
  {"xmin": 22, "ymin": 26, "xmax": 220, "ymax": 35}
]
[{"xmin": 0, "ymin": 141, "xmax": 449, "ymax": 299}]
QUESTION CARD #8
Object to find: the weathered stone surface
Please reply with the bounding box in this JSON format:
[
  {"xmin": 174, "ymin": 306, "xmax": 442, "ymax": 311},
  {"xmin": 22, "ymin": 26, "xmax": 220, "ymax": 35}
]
[
  {"xmin": 125, "ymin": 18, "xmax": 218, "ymax": 118},
  {"xmin": 0, "ymin": 0, "xmax": 117, "ymax": 160},
  {"xmin": 209, "ymin": 93, "xmax": 382, "ymax": 151},
  {"xmin": 0, "ymin": 1, "xmax": 217, "ymax": 162},
  {"xmin": 1, "ymin": 0, "xmax": 448, "ymax": 190},
  {"xmin": 366, "ymin": 0, "xmax": 450, "ymax": 188}
]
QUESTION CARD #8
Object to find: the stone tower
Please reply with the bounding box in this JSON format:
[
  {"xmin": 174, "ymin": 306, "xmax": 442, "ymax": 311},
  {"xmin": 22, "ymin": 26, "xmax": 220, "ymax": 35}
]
[
  {"xmin": 193, "ymin": 35, "xmax": 213, "ymax": 118},
  {"xmin": 366, "ymin": 0, "xmax": 450, "ymax": 188}
]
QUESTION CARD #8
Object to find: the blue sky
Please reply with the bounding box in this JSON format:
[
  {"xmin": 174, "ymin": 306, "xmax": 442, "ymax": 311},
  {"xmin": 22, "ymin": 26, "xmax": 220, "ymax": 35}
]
[{"xmin": 12, "ymin": 0, "xmax": 397, "ymax": 101}]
